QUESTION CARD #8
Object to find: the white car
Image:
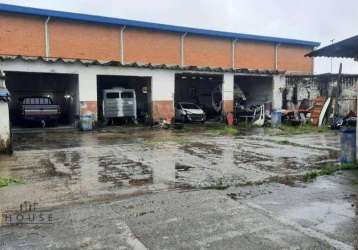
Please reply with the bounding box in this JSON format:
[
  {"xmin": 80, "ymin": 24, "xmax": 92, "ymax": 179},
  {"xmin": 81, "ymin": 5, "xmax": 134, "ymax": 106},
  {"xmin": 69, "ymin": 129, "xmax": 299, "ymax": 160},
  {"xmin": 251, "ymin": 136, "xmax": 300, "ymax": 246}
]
[{"xmin": 175, "ymin": 102, "xmax": 206, "ymax": 123}]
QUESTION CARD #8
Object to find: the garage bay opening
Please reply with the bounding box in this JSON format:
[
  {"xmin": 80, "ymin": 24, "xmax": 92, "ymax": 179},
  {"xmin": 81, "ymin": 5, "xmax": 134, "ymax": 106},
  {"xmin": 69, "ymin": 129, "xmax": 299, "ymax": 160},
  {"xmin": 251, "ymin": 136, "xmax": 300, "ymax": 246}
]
[
  {"xmin": 5, "ymin": 72, "xmax": 79, "ymax": 128},
  {"xmin": 175, "ymin": 73, "xmax": 223, "ymax": 122},
  {"xmin": 97, "ymin": 75, "xmax": 151, "ymax": 125},
  {"xmin": 234, "ymin": 75, "xmax": 273, "ymax": 125}
]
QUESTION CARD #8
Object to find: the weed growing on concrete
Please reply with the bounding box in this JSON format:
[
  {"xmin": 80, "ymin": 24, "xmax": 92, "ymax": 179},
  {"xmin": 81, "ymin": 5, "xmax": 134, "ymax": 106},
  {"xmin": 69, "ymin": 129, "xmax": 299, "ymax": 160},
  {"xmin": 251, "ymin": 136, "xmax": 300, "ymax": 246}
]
[
  {"xmin": 268, "ymin": 124, "xmax": 331, "ymax": 136},
  {"xmin": 206, "ymin": 124, "xmax": 239, "ymax": 136},
  {"xmin": 277, "ymin": 140, "xmax": 291, "ymax": 145},
  {"xmin": 0, "ymin": 177, "xmax": 24, "ymax": 188},
  {"xmin": 303, "ymin": 163, "xmax": 357, "ymax": 182}
]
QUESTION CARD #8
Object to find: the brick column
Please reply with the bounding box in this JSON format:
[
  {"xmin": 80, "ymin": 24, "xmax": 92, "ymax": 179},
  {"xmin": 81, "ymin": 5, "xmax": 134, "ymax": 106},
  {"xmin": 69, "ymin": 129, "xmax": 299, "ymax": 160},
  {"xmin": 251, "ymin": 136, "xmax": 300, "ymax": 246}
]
[{"xmin": 222, "ymin": 73, "xmax": 234, "ymax": 114}]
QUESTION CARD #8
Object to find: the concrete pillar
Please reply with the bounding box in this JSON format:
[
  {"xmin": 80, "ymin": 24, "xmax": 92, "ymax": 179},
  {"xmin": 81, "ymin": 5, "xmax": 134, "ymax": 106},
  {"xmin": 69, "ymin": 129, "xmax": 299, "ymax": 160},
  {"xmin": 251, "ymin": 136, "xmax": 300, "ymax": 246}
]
[
  {"xmin": 79, "ymin": 72, "xmax": 98, "ymax": 119},
  {"xmin": 272, "ymin": 74, "xmax": 286, "ymax": 110},
  {"xmin": 151, "ymin": 71, "xmax": 175, "ymax": 122},
  {"xmin": 222, "ymin": 73, "xmax": 234, "ymax": 114},
  {"xmin": 0, "ymin": 102, "xmax": 11, "ymax": 154}
]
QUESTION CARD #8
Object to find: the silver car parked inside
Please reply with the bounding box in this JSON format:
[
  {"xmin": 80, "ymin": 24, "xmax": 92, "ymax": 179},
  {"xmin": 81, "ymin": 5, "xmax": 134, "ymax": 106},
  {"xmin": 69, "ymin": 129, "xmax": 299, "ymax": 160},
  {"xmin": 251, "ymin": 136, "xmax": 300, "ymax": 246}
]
[{"xmin": 175, "ymin": 102, "xmax": 206, "ymax": 123}]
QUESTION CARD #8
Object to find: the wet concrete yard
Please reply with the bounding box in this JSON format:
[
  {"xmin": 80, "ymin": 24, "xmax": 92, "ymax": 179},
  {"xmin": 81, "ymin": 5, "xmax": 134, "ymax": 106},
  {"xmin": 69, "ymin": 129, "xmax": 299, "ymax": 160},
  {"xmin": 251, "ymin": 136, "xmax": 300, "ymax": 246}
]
[
  {"xmin": 0, "ymin": 127, "xmax": 340, "ymax": 207},
  {"xmin": 0, "ymin": 126, "xmax": 357, "ymax": 249}
]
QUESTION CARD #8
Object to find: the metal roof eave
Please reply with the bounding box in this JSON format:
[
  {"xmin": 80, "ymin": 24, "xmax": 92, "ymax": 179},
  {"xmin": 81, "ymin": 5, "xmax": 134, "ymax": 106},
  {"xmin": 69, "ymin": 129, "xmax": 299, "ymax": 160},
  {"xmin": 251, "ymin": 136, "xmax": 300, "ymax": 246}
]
[
  {"xmin": 306, "ymin": 35, "xmax": 358, "ymax": 58},
  {"xmin": 0, "ymin": 3, "xmax": 320, "ymax": 48},
  {"xmin": 0, "ymin": 55, "xmax": 285, "ymax": 75}
]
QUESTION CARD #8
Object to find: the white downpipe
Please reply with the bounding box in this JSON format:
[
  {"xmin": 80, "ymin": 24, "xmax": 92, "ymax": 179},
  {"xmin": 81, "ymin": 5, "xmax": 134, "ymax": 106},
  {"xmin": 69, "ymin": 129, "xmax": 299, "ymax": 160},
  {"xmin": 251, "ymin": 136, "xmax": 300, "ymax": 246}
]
[
  {"xmin": 120, "ymin": 26, "xmax": 127, "ymax": 63},
  {"xmin": 180, "ymin": 32, "xmax": 188, "ymax": 67},
  {"xmin": 275, "ymin": 43, "xmax": 280, "ymax": 70},
  {"xmin": 44, "ymin": 17, "xmax": 51, "ymax": 58},
  {"xmin": 232, "ymin": 39, "xmax": 238, "ymax": 69}
]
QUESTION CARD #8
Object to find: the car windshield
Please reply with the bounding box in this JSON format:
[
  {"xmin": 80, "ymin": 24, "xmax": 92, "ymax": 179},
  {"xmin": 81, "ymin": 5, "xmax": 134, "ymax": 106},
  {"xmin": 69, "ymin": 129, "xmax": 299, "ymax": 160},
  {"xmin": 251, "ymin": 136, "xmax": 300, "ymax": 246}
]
[
  {"xmin": 121, "ymin": 92, "xmax": 134, "ymax": 98},
  {"xmin": 181, "ymin": 103, "xmax": 199, "ymax": 109},
  {"xmin": 106, "ymin": 93, "xmax": 120, "ymax": 99}
]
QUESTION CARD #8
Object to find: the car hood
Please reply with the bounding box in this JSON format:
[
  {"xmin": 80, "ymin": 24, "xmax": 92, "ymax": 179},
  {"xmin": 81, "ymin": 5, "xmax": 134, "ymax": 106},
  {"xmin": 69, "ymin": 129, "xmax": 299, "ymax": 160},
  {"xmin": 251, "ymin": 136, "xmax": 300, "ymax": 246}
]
[{"xmin": 183, "ymin": 108, "xmax": 205, "ymax": 115}]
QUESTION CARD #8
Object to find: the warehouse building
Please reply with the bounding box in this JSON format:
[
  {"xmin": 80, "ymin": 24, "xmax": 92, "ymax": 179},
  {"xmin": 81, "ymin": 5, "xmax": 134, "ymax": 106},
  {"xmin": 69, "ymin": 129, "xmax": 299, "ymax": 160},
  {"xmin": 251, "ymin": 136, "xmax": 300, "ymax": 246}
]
[{"xmin": 0, "ymin": 3, "xmax": 320, "ymax": 126}]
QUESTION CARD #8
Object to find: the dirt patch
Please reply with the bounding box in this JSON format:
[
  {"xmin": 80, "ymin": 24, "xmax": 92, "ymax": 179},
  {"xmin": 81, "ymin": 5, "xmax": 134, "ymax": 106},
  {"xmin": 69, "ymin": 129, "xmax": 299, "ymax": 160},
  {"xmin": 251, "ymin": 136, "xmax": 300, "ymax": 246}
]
[
  {"xmin": 180, "ymin": 142, "xmax": 223, "ymax": 159},
  {"xmin": 39, "ymin": 158, "xmax": 71, "ymax": 178},
  {"xmin": 98, "ymin": 155, "xmax": 152, "ymax": 187},
  {"xmin": 175, "ymin": 163, "xmax": 194, "ymax": 172}
]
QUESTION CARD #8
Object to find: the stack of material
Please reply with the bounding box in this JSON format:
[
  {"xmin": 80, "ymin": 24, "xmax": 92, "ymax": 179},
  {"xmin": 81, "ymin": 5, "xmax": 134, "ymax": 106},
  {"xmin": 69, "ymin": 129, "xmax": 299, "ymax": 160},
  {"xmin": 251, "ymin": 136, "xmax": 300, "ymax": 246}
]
[{"xmin": 311, "ymin": 96, "xmax": 327, "ymax": 126}]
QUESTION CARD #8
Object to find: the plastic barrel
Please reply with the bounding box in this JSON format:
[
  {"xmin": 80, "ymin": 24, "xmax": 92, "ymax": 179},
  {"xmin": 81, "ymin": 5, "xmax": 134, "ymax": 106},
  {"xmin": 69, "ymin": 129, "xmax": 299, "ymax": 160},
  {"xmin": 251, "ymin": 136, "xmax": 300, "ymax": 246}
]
[
  {"xmin": 80, "ymin": 115, "xmax": 93, "ymax": 131},
  {"xmin": 340, "ymin": 128, "xmax": 356, "ymax": 164},
  {"xmin": 226, "ymin": 113, "xmax": 234, "ymax": 126},
  {"xmin": 271, "ymin": 111, "xmax": 282, "ymax": 128}
]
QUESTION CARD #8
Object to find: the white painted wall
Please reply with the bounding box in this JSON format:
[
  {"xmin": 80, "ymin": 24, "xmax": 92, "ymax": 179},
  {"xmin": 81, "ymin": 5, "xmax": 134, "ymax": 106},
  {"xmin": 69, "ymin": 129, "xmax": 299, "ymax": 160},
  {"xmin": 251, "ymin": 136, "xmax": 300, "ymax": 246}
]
[
  {"xmin": 0, "ymin": 60, "xmax": 283, "ymax": 119},
  {"xmin": 79, "ymin": 72, "xmax": 97, "ymax": 101},
  {"xmin": 151, "ymin": 71, "xmax": 175, "ymax": 101},
  {"xmin": 0, "ymin": 102, "xmax": 10, "ymax": 152},
  {"xmin": 223, "ymin": 73, "xmax": 234, "ymax": 101},
  {"xmin": 272, "ymin": 75, "xmax": 286, "ymax": 110},
  {"xmin": 0, "ymin": 60, "xmax": 177, "ymax": 103}
]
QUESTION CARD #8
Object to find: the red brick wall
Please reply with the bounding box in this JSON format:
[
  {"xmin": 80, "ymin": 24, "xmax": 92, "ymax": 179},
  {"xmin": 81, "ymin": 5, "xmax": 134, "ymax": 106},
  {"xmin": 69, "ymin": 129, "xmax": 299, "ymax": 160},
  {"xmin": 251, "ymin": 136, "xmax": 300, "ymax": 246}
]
[
  {"xmin": 80, "ymin": 101, "xmax": 97, "ymax": 117},
  {"xmin": 124, "ymin": 28, "xmax": 180, "ymax": 65},
  {"xmin": 0, "ymin": 13, "xmax": 45, "ymax": 56},
  {"xmin": 184, "ymin": 35, "xmax": 232, "ymax": 68},
  {"xmin": 277, "ymin": 45, "xmax": 313, "ymax": 74},
  {"xmin": 236, "ymin": 41, "xmax": 275, "ymax": 70},
  {"xmin": 0, "ymin": 12, "xmax": 314, "ymax": 73},
  {"xmin": 223, "ymin": 100, "xmax": 234, "ymax": 114},
  {"xmin": 49, "ymin": 19, "xmax": 121, "ymax": 61},
  {"xmin": 152, "ymin": 100, "xmax": 174, "ymax": 122}
]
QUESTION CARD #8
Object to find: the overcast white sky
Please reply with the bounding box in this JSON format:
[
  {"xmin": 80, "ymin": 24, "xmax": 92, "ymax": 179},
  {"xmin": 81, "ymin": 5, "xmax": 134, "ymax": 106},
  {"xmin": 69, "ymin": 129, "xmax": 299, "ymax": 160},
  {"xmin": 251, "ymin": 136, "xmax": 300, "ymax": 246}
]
[{"xmin": 0, "ymin": 0, "xmax": 357, "ymax": 74}]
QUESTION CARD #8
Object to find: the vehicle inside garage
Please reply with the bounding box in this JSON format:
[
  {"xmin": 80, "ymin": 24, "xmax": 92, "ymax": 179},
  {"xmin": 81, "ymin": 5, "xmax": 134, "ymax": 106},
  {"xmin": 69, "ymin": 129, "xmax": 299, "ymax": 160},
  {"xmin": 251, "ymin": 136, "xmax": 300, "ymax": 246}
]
[
  {"xmin": 97, "ymin": 75, "xmax": 151, "ymax": 124},
  {"xmin": 234, "ymin": 75, "xmax": 273, "ymax": 123},
  {"xmin": 5, "ymin": 71, "xmax": 79, "ymax": 127},
  {"xmin": 175, "ymin": 73, "xmax": 223, "ymax": 121}
]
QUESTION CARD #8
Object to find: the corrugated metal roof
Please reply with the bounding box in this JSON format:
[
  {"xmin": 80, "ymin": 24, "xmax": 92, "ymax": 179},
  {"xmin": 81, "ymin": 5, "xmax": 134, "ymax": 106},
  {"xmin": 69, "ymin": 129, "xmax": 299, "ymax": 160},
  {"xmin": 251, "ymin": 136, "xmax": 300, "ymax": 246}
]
[
  {"xmin": 306, "ymin": 35, "xmax": 358, "ymax": 59},
  {"xmin": 0, "ymin": 3, "xmax": 320, "ymax": 48},
  {"xmin": 0, "ymin": 55, "xmax": 283, "ymax": 75}
]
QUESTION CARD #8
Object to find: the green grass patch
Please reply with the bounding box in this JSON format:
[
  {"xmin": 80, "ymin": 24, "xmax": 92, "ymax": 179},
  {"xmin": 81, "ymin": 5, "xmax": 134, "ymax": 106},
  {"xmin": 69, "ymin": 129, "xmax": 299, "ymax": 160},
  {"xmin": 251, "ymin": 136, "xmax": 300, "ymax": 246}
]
[
  {"xmin": 303, "ymin": 163, "xmax": 357, "ymax": 182},
  {"xmin": 213, "ymin": 126, "xmax": 239, "ymax": 136},
  {"xmin": 267, "ymin": 124, "xmax": 331, "ymax": 136},
  {"xmin": 277, "ymin": 140, "xmax": 291, "ymax": 145},
  {"xmin": 203, "ymin": 178, "xmax": 230, "ymax": 190},
  {"xmin": 0, "ymin": 177, "xmax": 24, "ymax": 188},
  {"xmin": 205, "ymin": 124, "xmax": 239, "ymax": 136}
]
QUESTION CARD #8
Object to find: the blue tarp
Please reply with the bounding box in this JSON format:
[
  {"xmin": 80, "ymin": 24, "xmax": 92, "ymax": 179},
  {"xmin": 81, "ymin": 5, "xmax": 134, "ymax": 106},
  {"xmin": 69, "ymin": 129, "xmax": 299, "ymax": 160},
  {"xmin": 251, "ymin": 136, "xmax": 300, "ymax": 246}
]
[{"xmin": 0, "ymin": 88, "xmax": 10, "ymax": 97}]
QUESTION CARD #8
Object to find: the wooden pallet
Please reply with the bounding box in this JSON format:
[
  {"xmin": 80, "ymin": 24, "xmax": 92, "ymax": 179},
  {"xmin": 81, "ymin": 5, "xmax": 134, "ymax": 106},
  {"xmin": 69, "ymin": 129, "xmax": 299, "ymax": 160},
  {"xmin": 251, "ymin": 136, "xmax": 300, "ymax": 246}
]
[{"xmin": 311, "ymin": 96, "xmax": 327, "ymax": 126}]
